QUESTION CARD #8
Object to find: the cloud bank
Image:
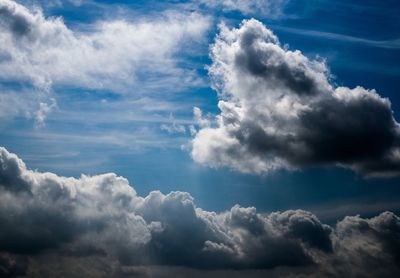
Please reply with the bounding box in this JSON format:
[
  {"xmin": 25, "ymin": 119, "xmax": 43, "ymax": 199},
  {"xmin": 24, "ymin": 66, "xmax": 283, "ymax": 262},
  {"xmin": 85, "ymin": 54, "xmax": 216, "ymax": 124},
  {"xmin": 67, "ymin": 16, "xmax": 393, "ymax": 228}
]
[
  {"xmin": 1, "ymin": 147, "xmax": 400, "ymax": 277},
  {"xmin": 191, "ymin": 19, "xmax": 400, "ymax": 177},
  {"xmin": 0, "ymin": 0, "xmax": 210, "ymax": 127}
]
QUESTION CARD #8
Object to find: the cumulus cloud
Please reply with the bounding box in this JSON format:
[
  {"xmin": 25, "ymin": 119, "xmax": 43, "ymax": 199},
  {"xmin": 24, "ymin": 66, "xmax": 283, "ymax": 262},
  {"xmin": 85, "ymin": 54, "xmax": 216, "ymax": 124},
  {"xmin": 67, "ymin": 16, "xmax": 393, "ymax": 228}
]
[
  {"xmin": 0, "ymin": 0, "xmax": 210, "ymax": 93},
  {"xmin": 1, "ymin": 147, "xmax": 400, "ymax": 276},
  {"xmin": 191, "ymin": 19, "xmax": 400, "ymax": 177}
]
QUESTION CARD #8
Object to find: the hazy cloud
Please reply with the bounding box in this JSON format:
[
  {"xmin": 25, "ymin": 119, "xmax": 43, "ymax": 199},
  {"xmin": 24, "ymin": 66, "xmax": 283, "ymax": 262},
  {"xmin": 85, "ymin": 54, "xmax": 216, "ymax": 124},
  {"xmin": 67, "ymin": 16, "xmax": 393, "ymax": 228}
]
[
  {"xmin": 200, "ymin": 0, "xmax": 289, "ymax": 18},
  {"xmin": 191, "ymin": 19, "xmax": 400, "ymax": 177},
  {"xmin": 160, "ymin": 114, "xmax": 187, "ymax": 134}
]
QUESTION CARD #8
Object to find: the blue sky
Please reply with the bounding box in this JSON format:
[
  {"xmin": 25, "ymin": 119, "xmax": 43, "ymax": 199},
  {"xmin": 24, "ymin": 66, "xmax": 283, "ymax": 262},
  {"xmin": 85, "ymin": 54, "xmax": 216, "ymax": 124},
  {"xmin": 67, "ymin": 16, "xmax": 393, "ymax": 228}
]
[{"xmin": 1, "ymin": 0, "xmax": 400, "ymax": 223}]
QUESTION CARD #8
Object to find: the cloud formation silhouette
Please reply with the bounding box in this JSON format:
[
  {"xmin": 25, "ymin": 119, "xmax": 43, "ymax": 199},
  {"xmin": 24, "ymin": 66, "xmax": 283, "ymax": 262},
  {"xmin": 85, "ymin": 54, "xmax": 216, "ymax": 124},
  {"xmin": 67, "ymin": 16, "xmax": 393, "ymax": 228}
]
[{"xmin": 192, "ymin": 19, "xmax": 400, "ymax": 177}]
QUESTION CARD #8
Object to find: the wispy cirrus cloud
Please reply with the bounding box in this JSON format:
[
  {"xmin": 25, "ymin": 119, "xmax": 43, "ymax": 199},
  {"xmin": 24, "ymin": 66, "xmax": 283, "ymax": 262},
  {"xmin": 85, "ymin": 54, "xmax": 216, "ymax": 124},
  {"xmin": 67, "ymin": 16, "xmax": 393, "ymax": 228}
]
[
  {"xmin": 0, "ymin": 0, "xmax": 210, "ymax": 92},
  {"xmin": 273, "ymin": 25, "xmax": 400, "ymax": 49},
  {"xmin": 0, "ymin": 0, "xmax": 211, "ymax": 127}
]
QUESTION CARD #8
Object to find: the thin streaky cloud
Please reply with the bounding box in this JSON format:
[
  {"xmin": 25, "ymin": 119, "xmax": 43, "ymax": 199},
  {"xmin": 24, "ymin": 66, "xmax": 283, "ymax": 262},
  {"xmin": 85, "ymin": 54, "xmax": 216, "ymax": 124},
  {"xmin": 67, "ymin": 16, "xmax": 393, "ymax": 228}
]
[{"xmin": 273, "ymin": 25, "xmax": 400, "ymax": 49}]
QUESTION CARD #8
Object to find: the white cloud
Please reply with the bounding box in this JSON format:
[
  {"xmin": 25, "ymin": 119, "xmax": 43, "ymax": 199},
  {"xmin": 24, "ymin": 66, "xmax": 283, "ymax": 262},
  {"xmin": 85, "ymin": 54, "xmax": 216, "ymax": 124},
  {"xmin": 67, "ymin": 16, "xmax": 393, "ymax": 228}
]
[
  {"xmin": 274, "ymin": 25, "xmax": 400, "ymax": 49},
  {"xmin": 193, "ymin": 106, "xmax": 211, "ymax": 128},
  {"xmin": 160, "ymin": 113, "xmax": 187, "ymax": 134},
  {"xmin": 0, "ymin": 90, "xmax": 34, "ymax": 121},
  {"xmin": 0, "ymin": 85, "xmax": 53, "ymax": 124},
  {"xmin": 191, "ymin": 19, "xmax": 400, "ymax": 177},
  {"xmin": 0, "ymin": 0, "xmax": 211, "ymax": 127},
  {"xmin": 34, "ymin": 98, "xmax": 56, "ymax": 127},
  {"xmin": 0, "ymin": 0, "xmax": 210, "ymax": 93}
]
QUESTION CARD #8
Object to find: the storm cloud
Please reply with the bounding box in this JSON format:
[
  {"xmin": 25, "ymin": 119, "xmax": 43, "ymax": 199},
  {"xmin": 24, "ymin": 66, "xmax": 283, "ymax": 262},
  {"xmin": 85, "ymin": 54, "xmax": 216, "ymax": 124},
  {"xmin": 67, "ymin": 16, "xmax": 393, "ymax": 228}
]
[
  {"xmin": 191, "ymin": 19, "xmax": 400, "ymax": 177},
  {"xmin": 1, "ymin": 147, "xmax": 400, "ymax": 276}
]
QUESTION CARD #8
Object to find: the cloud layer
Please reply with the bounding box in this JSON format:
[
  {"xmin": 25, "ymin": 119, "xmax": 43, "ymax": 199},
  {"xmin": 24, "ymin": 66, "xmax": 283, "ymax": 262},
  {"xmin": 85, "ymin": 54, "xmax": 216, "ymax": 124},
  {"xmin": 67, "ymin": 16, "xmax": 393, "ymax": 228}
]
[
  {"xmin": 1, "ymin": 146, "xmax": 400, "ymax": 276},
  {"xmin": 191, "ymin": 19, "xmax": 400, "ymax": 177},
  {"xmin": 200, "ymin": 0, "xmax": 289, "ymax": 18},
  {"xmin": 0, "ymin": 0, "xmax": 209, "ymax": 92},
  {"xmin": 0, "ymin": 0, "xmax": 210, "ymax": 127}
]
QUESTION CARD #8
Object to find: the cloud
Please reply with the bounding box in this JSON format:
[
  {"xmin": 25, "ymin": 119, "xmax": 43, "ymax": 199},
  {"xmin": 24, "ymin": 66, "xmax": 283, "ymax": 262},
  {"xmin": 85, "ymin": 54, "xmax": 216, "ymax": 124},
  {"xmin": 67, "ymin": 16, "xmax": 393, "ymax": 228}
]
[
  {"xmin": 0, "ymin": 85, "xmax": 58, "ymax": 128},
  {"xmin": 1, "ymin": 146, "xmax": 400, "ymax": 276},
  {"xmin": 0, "ymin": 146, "xmax": 317, "ymax": 269},
  {"xmin": 274, "ymin": 26, "xmax": 400, "ymax": 50},
  {"xmin": 0, "ymin": 89, "xmax": 34, "ymax": 122},
  {"xmin": 0, "ymin": 0, "xmax": 210, "ymax": 127},
  {"xmin": 34, "ymin": 98, "xmax": 57, "ymax": 127},
  {"xmin": 160, "ymin": 113, "xmax": 187, "ymax": 134},
  {"xmin": 0, "ymin": 0, "xmax": 210, "ymax": 93},
  {"xmin": 200, "ymin": 0, "xmax": 289, "ymax": 18},
  {"xmin": 191, "ymin": 19, "xmax": 400, "ymax": 177}
]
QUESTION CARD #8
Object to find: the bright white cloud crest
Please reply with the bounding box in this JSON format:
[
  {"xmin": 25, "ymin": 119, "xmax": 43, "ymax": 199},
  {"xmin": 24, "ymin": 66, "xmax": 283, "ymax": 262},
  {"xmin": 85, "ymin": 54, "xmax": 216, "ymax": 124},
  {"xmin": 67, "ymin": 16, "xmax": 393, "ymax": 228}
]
[
  {"xmin": 0, "ymin": 0, "xmax": 210, "ymax": 92},
  {"xmin": 0, "ymin": 0, "xmax": 210, "ymax": 127}
]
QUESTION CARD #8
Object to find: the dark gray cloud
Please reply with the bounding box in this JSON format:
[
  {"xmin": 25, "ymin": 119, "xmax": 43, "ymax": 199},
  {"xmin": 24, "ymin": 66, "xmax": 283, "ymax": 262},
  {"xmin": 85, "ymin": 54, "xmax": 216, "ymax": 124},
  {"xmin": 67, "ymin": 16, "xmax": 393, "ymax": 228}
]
[
  {"xmin": 191, "ymin": 19, "xmax": 400, "ymax": 177},
  {"xmin": 0, "ymin": 3, "xmax": 31, "ymax": 37},
  {"xmin": 1, "ymin": 147, "xmax": 400, "ymax": 277}
]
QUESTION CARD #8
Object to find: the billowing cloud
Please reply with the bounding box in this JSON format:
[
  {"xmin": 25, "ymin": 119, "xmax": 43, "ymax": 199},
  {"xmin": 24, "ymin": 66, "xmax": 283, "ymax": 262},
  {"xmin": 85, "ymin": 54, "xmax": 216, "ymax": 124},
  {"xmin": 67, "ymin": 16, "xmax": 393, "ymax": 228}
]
[
  {"xmin": 0, "ymin": 146, "xmax": 322, "ymax": 269},
  {"xmin": 191, "ymin": 19, "xmax": 400, "ymax": 177},
  {"xmin": 1, "ymin": 147, "xmax": 400, "ymax": 276},
  {"xmin": 0, "ymin": 0, "xmax": 210, "ymax": 92}
]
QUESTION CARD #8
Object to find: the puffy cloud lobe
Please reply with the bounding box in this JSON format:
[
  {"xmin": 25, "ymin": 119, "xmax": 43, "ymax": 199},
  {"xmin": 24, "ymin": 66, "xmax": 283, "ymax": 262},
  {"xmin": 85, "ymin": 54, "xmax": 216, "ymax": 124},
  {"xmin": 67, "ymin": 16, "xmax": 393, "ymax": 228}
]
[
  {"xmin": 0, "ymin": 147, "xmax": 319, "ymax": 269},
  {"xmin": 1, "ymin": 147, "xmax": 400, "ymax": 276},
  {"xmin": 191, "ymin": 19, "xmax": 400, "ymax": 177},
  {"xmin": 0, "ymin": 148, "xmax": 151, "ymax": 256},
  {"xmin": 0, "ymin": 0, "xmax": 210, "ymax": 92}
]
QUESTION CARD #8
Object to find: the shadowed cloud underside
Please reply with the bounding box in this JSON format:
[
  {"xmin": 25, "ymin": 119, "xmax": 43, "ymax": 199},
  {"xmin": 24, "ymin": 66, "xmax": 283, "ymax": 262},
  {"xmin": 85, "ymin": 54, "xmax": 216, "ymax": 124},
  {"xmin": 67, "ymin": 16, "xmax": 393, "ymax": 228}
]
[
  {"xmin": 1, "ymin": 147, "xmax": 400, "ymax": 276},
  {"xmin": 192, "ymin": 19, "xmax": 400, "ymax": 177}
]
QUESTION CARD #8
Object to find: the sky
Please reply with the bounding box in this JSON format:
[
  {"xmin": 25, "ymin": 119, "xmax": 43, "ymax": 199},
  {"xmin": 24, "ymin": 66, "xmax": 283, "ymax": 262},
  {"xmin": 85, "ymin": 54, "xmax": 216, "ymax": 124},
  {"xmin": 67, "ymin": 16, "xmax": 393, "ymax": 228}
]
[{"xmin": 0, "ymin": 0, "xmax": 400, "ymax": 276}]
